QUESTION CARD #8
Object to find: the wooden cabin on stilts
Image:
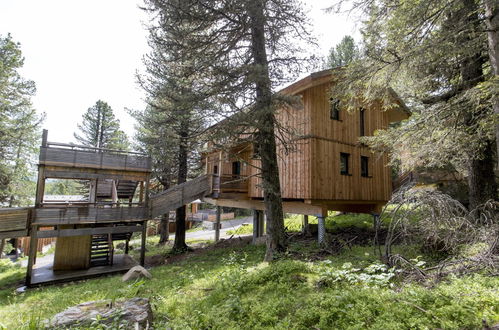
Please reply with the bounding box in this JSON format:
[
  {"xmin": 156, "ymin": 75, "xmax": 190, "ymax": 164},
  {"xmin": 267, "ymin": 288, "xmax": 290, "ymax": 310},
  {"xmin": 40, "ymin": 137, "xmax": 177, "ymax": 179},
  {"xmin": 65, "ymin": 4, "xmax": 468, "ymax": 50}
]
[{"xmin": 202, "ymin": 69, "xmax": 411, "ymax": 245}]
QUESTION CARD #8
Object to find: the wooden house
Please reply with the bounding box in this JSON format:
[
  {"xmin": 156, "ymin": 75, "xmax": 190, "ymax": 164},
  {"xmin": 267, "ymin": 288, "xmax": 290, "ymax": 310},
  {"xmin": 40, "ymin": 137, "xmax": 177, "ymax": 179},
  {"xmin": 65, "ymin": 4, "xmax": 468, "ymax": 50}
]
[{"xmin": 202, "ymin": 70, "xmax": 410, "ymax": 241}]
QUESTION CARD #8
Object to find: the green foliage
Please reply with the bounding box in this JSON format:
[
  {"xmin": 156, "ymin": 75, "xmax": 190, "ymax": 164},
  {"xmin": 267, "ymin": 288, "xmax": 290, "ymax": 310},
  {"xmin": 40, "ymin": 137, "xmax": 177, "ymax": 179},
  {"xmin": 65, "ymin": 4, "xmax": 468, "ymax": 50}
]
[
  {"xmin": 316, "ymin": 261, "xmax": 399, "ymax": 288},
  {"xmin": 74, "ymin": 100, "xmax": 129, "ymax": 150},
  {"xmin": 0, "ymin": 34, "xmax": 43, "ymax": 207},
  {"xmin": 45, "ymin": 179, "xmax": 81, "ymax": 196},
  {"xmin": 327, "ymin": 35, "xmax": 360, "ymax": 68}
]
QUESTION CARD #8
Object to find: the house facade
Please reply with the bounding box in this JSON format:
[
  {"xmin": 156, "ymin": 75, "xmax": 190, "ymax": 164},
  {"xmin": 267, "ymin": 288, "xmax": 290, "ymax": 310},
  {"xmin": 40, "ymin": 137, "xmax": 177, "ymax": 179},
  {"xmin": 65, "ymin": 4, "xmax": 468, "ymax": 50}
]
[{"xmin": 202, "ymin": 70, "xmax": 410, "ymax": 218}]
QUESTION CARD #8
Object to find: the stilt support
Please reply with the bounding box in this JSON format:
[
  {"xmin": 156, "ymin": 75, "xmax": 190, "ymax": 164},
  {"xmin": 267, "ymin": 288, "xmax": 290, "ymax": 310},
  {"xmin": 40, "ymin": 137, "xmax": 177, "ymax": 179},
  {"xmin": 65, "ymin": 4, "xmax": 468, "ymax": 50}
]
[
  {"xmin": 302, "ymin": 215, "xmax": 310, "ymax": 236},
  {"xmin": 317, "ymin": 215, "xmax": 326, "ymax": 246},
  {"xmin": 253, "ymin": 210, "xmax": 264, "ymax": 244},
  {"xmin": 215, "ymin": 206, "xmax": 221, "ymax": 242},
  {"xmin": 140, "ymin": 221, "xmax": 147, "ymax": 266},
  {"xmin": 26, "ymin": 225, "xmax": 39, "ymax": 286}
]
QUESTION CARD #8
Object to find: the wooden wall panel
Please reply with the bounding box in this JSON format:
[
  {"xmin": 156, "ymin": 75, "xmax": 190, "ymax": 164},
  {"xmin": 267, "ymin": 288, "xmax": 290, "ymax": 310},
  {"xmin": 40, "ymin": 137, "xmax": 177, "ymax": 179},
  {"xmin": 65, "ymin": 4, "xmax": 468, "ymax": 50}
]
[{"xmin": 53, "ymin": 229, "xmax": 91, "ymax": 270}]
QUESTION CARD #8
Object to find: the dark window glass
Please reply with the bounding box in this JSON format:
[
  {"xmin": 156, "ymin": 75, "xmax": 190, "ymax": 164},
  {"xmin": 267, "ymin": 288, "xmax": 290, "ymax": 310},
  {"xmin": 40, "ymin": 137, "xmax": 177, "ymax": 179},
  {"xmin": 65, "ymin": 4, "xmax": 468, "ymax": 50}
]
[
  {"xmin": 360, "ymin": 108, "xmax": 366, "ymax": 136},
  {"xmin": 361, "ymin": 156, "xmax": 369, "ymax": 177},
  {"xmin": 340, "ymin": 153, "xmax": 350, "ymax": 175},
  {"xmin": 213, "ymin": 165, "xmax": 218, "ymax": 175},
  {"xmin": 232, "ymin": 161, "xmax": 241, "ymax": 176},
  {"xmin": 330, "ymin": 99, "xmax": 340, "ymax": 120}
]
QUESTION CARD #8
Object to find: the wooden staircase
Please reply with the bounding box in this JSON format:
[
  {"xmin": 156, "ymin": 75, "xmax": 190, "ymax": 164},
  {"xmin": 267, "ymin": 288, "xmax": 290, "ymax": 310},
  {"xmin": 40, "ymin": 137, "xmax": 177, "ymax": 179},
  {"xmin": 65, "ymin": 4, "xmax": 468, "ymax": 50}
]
[
  {"xmin": 149, "ymin": 175, "xmax": 212, "ymax": 218},
  {"xmin": 90, "ymin": 234, "xmax": 114, "ymax": 267}
]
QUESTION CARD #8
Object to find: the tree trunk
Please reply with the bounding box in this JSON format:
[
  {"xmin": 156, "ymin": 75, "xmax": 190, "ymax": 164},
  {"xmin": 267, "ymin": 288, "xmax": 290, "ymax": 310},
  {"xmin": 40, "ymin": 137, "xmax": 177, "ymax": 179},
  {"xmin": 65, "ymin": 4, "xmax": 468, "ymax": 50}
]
[
  {"xmin": 467, "ymin": 141, "xmax": 497, "ymax": 210},
  {"xmin": 460, "ymin": 0, "xmax": 498, "ymax": 209},
  {"xmin": 484, "ymin": 0, "xmax": 499, "ymax": 162},
  {"xmin": 173, "ymin": 124, "xmax": 189, "ymax": 252},
  {"xmin": 247, "ymin": 0, "xmax": 287, "ymax": 261},
  {"xmin": 158, "ymin": 212, "xmax": 170, "ymax": 245}
]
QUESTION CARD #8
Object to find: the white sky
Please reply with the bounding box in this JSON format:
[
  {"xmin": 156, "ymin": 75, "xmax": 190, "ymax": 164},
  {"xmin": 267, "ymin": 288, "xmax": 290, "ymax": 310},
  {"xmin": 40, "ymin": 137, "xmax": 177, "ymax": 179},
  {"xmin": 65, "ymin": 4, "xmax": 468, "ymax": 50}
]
[{"xmin": 0, "ymin": 0, "xmax": 359, "ymax": 143}]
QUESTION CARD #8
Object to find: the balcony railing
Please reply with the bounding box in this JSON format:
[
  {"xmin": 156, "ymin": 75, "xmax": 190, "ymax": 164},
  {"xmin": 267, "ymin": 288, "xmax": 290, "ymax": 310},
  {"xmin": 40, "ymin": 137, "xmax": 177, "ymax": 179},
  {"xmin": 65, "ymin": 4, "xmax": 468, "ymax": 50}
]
[{"xmin": 212, "ymin": 175, "xmax": 249, "ymax": 194}]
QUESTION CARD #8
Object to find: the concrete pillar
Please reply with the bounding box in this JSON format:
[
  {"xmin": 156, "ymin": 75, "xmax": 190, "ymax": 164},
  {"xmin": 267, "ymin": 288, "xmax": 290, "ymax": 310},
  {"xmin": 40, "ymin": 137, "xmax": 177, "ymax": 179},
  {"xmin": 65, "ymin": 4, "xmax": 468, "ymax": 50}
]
[
  {"xmin": 318, "ymin": 215, "xmax": 326, "ymax": 245},
  {"xmin": 215, "ymin": 206, "xmax": 221, "ymax": 242}
]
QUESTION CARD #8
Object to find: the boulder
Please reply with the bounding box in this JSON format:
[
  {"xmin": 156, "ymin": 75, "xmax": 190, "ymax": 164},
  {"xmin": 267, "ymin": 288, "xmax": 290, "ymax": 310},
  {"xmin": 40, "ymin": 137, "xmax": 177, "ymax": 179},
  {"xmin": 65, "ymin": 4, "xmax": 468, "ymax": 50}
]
[
  {"xmin": 46, "ymin": 297, "xmax": 153, "ymax": 329},
  {"xmin": 122, "ymin": 266, "xmax": 153, "ymax": 282}
]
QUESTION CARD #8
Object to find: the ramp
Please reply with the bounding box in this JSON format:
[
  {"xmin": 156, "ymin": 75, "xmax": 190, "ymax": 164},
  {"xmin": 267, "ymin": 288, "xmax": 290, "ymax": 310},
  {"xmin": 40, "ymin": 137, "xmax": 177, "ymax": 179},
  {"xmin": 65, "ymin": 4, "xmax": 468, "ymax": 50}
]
[
  {"xmin": 150, "ymin": 175, "xmax": 211, "ymax": 218},
  {"xmin": 0, "ymin": 207, "xmax": 31, "ymax": 239}
]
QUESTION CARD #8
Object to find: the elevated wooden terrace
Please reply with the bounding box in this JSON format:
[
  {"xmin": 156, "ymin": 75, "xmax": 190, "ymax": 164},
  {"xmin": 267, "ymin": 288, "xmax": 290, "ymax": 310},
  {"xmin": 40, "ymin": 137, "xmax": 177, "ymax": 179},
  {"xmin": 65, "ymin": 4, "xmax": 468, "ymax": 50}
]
[{"xmin": 39, "ymin": 142, "xmax": 151, "ymax": 173}]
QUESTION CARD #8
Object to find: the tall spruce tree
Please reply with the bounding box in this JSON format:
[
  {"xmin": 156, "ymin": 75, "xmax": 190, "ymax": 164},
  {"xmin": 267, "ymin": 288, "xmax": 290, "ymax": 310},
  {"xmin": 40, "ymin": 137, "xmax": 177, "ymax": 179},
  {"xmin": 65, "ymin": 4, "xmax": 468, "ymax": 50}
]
[
  {"xmin": 74, "ymin": 100, "xmax": 129, "ymax": 150},
  {"xmin": 330, "ymin": 0, "xmax": 498, "ymax": 210},
  {"xmin": 142, "ymin": 0, "xmax": 315, "ymax": 260},
  {"xmin": 327, "ymin": 35, "xmax": 360, "ymax": 68},
  {"xmin": 137, "ymin": 10, "xmax": 208, "ymax": 251},
  {"xmin": 0, "ymin": 34, "xmax": 43, "ymax": 207}
]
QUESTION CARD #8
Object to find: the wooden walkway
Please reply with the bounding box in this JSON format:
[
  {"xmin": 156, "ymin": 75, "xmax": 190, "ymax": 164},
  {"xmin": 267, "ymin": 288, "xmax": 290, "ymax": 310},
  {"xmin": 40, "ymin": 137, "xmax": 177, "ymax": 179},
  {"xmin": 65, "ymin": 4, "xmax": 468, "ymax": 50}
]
[{"xmin": 30, "ymin": 254, "xmax": 137, "ymax": 286}]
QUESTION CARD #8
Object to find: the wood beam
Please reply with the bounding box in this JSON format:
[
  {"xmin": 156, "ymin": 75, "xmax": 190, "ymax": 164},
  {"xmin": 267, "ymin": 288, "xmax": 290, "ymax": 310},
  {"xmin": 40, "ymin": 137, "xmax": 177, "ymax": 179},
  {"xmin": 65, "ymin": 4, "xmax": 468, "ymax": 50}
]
[{"xmin": 36, "ymin": 225, "xmax": 143, "ymax": 238}]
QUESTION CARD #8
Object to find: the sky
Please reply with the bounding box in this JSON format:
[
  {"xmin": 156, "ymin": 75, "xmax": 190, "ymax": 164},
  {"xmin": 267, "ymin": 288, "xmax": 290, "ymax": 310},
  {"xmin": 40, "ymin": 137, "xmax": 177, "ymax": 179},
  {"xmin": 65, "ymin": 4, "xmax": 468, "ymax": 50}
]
[{"xmin": 0, "ymin": 0, "xmax": 360, "ymax": 143}]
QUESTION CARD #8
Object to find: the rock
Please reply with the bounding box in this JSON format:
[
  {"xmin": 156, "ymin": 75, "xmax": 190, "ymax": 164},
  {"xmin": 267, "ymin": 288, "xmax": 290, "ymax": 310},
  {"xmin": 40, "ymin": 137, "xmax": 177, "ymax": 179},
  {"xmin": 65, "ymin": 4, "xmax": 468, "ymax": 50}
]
[
  {"xmin": 46, "ymin": 297, "xmax": 153, "ymax": 329},
  {"xmin": 122, "ymin": 265, "xmax": 153, "ymax": 282}
]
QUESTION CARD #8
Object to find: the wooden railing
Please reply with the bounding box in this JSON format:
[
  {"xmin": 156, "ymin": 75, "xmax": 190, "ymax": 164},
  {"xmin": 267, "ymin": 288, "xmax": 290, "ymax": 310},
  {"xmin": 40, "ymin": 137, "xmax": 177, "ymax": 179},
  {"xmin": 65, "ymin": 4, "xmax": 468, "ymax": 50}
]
[
  {"xmin": 212, "ymin": 175, "xmax": 249, "ymax": 194},
  {"xmin": 150, "ymin": 175, "xmax": 211, "ymax": 218},
  {"xmin": 32, "ymin": 206, "xmax": 149, "ymax": 225},
  {"xmin": 39, "ymin": 144, "xmax": 151, "ymax": 172},
  {"xmin": 0, "ymin": 208, "xmax": 30, "ymax": 238}
]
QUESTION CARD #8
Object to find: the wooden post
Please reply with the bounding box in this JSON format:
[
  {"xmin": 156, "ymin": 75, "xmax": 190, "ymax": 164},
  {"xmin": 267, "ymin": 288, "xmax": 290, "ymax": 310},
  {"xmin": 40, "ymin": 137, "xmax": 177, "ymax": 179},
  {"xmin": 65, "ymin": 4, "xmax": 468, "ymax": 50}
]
[
  {"xmin": 252, "ymin": 209, "xmax": 258, "ymax": 244},
  {"xmin": 302, "ymin": 215, "xmax": 310, "ymax": 236},
  {"xmin": 253, "ymin": 209, "xmax": 264, "ymax": 244},
  {"xmin": 140, "ymin": 221, "xmax": 147, "ymax": 266},
  {"xmin": 0, "ymin": 239, "xmax": 4, "ymax": 259},
  {"xmin": 89, "ymin": 179, "xmax": 97, "ymax": 204},
  {"xmin": 215, "ymin": 206, "xmax": 221, "ymax": 242},
  {"xmin": 317, "ymin": 215, "xmax": 326, "ymax": 246},
  {"xmin": 34, "ymin": 167, "xmax": 46, "ymax": 208},
  {"xmin": 26, "ymin": 225, "xmax": 38, "ymax": 286},
  {"xmin": 111, "ymin": 180, "xmax": 118, "ymax": 206},
  {"xmin": 138, "ymin": 182, "xmax": 144, "ymax": 205}
]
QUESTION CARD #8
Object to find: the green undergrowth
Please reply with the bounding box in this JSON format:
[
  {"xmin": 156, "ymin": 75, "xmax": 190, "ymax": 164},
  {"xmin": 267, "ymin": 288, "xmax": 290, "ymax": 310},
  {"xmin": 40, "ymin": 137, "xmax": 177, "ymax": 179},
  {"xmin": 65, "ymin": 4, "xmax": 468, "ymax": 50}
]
[
  {"xmin": 0, "ymin": 239, "xmax": 497, "ymax": 329},
  {"xmin": 228, "ymin": 212, "xmax": 390, "ymax": 236}
]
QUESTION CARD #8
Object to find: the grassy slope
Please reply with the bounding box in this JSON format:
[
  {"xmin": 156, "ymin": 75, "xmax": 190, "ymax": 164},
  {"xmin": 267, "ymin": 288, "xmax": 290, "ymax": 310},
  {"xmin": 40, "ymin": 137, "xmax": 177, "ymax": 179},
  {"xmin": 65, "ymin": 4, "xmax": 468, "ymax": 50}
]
[
  {"xmin": 0, "ymin": 239, "xmax": 497, "ymax": 329},
  {"xmin": 0, "ymin": 213, "xmax": 497, "ymax": 329}
]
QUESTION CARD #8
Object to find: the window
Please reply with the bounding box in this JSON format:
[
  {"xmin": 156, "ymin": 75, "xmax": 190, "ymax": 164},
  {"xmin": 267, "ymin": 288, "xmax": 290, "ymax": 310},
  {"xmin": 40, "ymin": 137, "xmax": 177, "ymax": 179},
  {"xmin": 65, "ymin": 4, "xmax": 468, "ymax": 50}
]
[
  {"xmin": 361, "ymin": 156, "xmax": 369, "ymax": 177},
  {"xmin": 213, "ymin": 165, "xmax": 218, "ymax": 175},
  {"xmin": 340, "ymin": 152, "xmax": 350, "ymax": 175},
  {"xmin": 330, "ymin": 99, "xmax": 341, "ymax": 120},
  {"xmin": 232, "ymin": 161, "xmax": 241, "ymax": 176},
  {"xmin": 360, "ymin": 107, "xmax": 366, "ymax": 136}
]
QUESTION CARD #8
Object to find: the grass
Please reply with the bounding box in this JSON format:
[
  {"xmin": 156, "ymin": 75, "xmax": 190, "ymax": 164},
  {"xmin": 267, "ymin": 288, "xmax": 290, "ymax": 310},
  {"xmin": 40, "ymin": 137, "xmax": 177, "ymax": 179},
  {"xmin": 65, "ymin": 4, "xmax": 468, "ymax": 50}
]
[
  {"xmin": 227, "ymin": 212, "xmax": 387, "ymax": 236},
  {"xmin": 0, "ymin": 236, "xmax": 497, "ymax": 329}
]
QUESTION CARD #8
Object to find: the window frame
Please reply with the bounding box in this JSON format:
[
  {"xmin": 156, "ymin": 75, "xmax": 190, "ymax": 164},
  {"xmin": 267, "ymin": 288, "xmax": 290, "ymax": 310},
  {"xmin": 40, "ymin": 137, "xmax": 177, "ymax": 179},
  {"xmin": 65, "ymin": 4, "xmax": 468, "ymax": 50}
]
[
  {"xmin": 361, "ymin": 156, "xmax": 370, "ymax": 178},
  {"xmin": 330, "ymin": 98, "xmax": 341, "ymax": 121},
  {"xmin": 359, "ymin": 107, "xmax": 366, "ymax": 137},
  {"xmin": 340, "ymin": 152, "xmax": 350, "ymax": 176}
]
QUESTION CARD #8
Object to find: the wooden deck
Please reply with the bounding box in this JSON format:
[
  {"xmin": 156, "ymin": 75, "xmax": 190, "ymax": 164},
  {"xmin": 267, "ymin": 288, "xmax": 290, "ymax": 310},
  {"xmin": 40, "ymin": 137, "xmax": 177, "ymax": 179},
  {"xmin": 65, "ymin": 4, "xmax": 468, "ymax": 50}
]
[
  {"xmin": 30, "ymin": 254, "xmax": 138, "ymax": 286},
  {"xmin": 32, "ymin": 206, "xmax": 149, "ymax": 225},
  {"xmin": 39, "ymin": 143, "xmax": 151, "ymax": 172}
]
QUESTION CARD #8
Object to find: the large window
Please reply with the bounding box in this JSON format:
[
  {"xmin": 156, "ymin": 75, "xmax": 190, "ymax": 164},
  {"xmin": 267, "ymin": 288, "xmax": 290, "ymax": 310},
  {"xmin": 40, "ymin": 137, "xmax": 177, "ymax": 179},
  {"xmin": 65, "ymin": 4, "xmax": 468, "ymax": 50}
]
[
  {"xmin": 340, "ymin": 152, "xmax": 350, "ymax": 175},
  {"xmin": 330, "ymin": 99, "xmax": 341, "ymax": 120},
  {"xmin": 360, "ymin": 107, "xmax": 366, "ymax": 136},
  {"xmin": 361, "ymin": 156, "xmax": 369, "ymax": 177}
]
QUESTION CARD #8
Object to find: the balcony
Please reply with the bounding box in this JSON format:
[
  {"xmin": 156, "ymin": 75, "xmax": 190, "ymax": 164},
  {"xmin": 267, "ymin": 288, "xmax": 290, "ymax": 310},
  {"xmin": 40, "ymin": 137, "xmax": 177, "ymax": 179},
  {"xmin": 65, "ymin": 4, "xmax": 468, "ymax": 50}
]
[
  {"xmin": 39, "ymin": 142, "xmax": 151, "ymax": 172},
  {"xmin": 32, "ymin": 204, "xmax": 149, "ymax": 225},
  {"xmin": 212, "ymin": 175, "xmax": 249, "ymax": 195}
]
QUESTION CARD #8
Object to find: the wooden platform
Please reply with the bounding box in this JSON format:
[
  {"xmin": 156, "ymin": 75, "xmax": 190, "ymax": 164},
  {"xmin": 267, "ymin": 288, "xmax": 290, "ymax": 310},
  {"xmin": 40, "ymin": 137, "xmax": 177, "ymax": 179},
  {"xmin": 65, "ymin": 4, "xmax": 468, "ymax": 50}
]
[{"xmin": 30, "ymin": 254, "xmax": 138, "ymax": 286}]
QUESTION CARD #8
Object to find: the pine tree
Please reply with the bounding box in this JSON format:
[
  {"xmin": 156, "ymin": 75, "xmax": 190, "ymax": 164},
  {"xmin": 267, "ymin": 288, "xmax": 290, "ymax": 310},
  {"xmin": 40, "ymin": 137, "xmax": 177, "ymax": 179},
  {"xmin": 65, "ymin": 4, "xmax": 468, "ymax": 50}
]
[
  {"xmin": 330, "ymin": 0, "xmax": 498, "ymax": 210},
  {"xmin": 141, "ymin": 0, "xmax": 315, "ymax": 260},
  {"xmin": 74, "ymin": 100, "xmax": 129, "ymax": 150},
  {"xmin": 0, "ymin": 34, "xmax": 43, "ymax": 207},
  {"xmin": 327, "ymin": 35, "xmax": 360, "ymax": 68}
]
